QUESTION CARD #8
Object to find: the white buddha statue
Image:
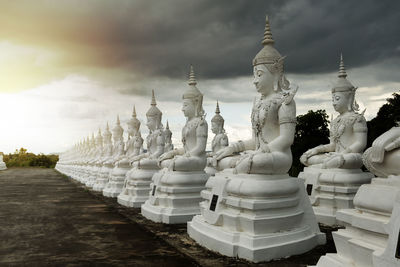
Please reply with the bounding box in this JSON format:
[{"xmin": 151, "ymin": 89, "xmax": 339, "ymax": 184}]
[
  {"xmin": 85, "ymin": 128, "xmax": 104, "ymax": 187},
  {"xmin": 103, "ymin": 115, "xmax": 129, "ymax": 197},
  {"xmin": 118, "ymin": 92, "xmax": 166, "ymax": 207},
  {"xmin": 0, "ymin": 152, "xmax": 7, "ymax": 170},
  {"xmin": 115, "ymin": 106, "xmax": 144, "ymax": 168},
  {"xmin": 79, "ymin": 134, "xmax": 96, "ymax": 183},
  {"xmin": 188, "ymin": 16, "xmax": 324, "ymax": 263},
  {"xmin": 298, "ymin": 55, "xmax": 373, "ymax": 226},
  {"xmin": 141, "ymin": 65, "xmax": 209, "ymax": 224},
  {"xmin": 163, "ymin": 121, "xmax": 174, "ymax": 153},
  {"xmin": 205, "ymin": 101, "xmax": 228, "ymax": 176},
  {"xmin": 316, "ymin": 125, "xmax": 400, "ymax": 266},
  {"xmin": 93, "ymin": 123, "xmax": 114, "ymax": 192}
]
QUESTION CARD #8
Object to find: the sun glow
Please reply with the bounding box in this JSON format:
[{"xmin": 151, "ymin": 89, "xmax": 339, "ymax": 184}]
[{"xmin": 0, "ymin": 41, "xmax": 60, "ymax": 92}]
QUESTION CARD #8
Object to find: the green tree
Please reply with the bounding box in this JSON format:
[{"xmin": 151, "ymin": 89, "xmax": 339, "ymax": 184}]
[
  {"xmin": 3, "ymin": 148, "xmax": 59, "ymax": 168},
  {"xmin": 289, "ymin": 110, "xmax": 330, "ymax": 177},
  {"xmin": 367, "ymin": 92, "xmax": 400, "ymax": 147}
]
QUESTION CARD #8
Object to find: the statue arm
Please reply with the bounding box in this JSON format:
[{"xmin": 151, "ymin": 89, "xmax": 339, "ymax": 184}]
[
  {"xmin": 159, "ymin": 147, "xmax": 184, "ymax": 161},
  {"xmin": 267, "ymin": 101, "xmax": 296, "ymax": 152},
  {"xmin": 346, "ymin": 131, "xmax": 367, "ymax": 154},
  {"xmin": 187, "ymin": 120, "xmax": 208, "ymax": 156},
  {"xmin": 345, "ymin": 117, "xmax": 367, "ymax": 153},
  {"xmin": 221, "ymin": 134, "xmax": 229, "ymax": 147},
  {"xmin": 268, "ymin": 122, "xmax": 295, "ymax": 152},
  {"xmin": 149, "ymin": 133, "xmax": 165, "ymax": 159},
  {"xmin": 370, "ymin": 127, "xmax": 400, "ymax": 163}
]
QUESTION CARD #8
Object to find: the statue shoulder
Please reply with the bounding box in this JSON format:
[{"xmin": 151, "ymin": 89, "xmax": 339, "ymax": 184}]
[
  {"xmin": 277, "ymin": 96, "xmax": 296, "ymax": 124},
  {"xmin": 353, "ymin": 111, "xmax": 367, "ymax": 132}
]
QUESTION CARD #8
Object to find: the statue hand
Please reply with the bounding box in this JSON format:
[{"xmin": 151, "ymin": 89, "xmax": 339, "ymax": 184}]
[
  {"xmin": 215, "ymin": 146, "xmax": 234, "ymax": 161},
  {"xmin": 304, "ymin": 148, "xmax": 318, "ymax": 158},
  {"xmin": 159, "ymin": 150, "xmax": 175, "ymax": 161},
  {"xmin": 384, "ymin": 137, "xmax": 400, "ymax": 152}
]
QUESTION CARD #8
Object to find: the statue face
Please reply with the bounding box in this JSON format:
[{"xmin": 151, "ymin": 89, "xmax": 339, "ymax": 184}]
[
  {"xmin": 146, "ymin": 116, "xmax": 157, "ymax": 131},
  {"xmin": 211, "ymin": 121, "xmax": 222, "ymax": 134},
  {"xmin": 182, "ymin": 99, "xmax": 196, "ymax": 118},
  {"xmin": 332, "ymin": 92, "xmax": 349, "ymax": 114},
  {"xmin": 253, "ymin": 64, "xmax": 275, "ymax": 96}
]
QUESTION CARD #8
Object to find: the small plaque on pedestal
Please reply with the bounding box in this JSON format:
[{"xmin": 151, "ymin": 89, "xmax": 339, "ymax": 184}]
[{"xmin": 210, "ymin": 194, "xmax": 218, "ymax": 211}]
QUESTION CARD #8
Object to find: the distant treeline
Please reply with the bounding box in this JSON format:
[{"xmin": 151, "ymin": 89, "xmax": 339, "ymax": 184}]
[{"xmin": 3, "ymin": 148, "xmax": 59, "ymax": 168}]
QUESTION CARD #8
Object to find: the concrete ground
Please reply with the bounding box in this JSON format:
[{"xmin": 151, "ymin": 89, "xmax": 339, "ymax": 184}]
[{"xmin": 0, "ymin": 168, "xmax": 336, "ymax": 266}]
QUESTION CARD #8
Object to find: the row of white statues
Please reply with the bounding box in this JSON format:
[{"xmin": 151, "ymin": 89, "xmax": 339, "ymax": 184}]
[{"xmin": 56, "ymin": 16, "xmax": 400, "ymax": 266}]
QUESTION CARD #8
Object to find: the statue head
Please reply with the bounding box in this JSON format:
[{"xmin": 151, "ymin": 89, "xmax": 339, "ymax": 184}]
[
  {"xmin": 211, "ymin": 101, "xmax": 225, "ymax": 134},
  {"xmin": 164, "ymin": 120, "xmax": 172, "ymax": 142},
  {"xmin": 331, "ymin": 54, "xmax": 359, "ymax": 114},
  {"xmin": 182, "ymin": 65, "xmax": 204, "ymax": 119},
  {"xmin": 146, "ymin": 90, "xmax": 163, "ymax": 132},
  {"xmin": 127, "ymin": 105, "xmax": 141, "ymax": 136},
  {"xmin": 112, "ymin": 115, "xmax": 124, "ymax": 142},
  {"xmin": 103, "ymin": 122, "xmax": 112, "ymax": 144},
  {"xmin": 252, "ymin": 16, "xmax": 289, "ymax": 96}
]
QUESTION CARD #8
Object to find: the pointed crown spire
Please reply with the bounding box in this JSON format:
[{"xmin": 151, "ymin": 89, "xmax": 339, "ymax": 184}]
[
  {"xmin": 128, "ymin": 105, "xmax": 141, "ymax": 128},
  {"xmin": 253, "ymin": 15, "xmax": 283, "ymax": 66},
  {"xmin": 103, "ymin": 122, "xmax": 112, "ymax": 138},
  {"xmin": 332, "ymin": 54, "xmax": 355, "ymax": 93},
  {"xmin": 164, "ymin": 119, "xmax": 172, "ymax": 136},
  {"xmin": 146, "ymin": 90, "xmax": 162, "ymax": 118},
  {"xmin": 112, "ymin": 115, "xmax": 124, "ymax": 136},
  {"xmin": 188, "ymin": 65, "xmax": 197, "ymax": 86},
  {"xmin": 215, "ymin": 100, "xmax": 221, "ymax": 114},
  {"xmin": 211, "ymin": 101, "xmax": 225, "ymax": 125},
  {"xmin": 132, "ymin": 105, "xmax": 137, "ymax": 117},
  {"xmin": 262, "ymin": 15, "xmax": 275, "ymax": 45},
  {"xmin": 151, "ymin": 90, "xmax": 157, "ymax": 106},
  {"xmin": 338, "ymin": 53, "xmax": 347, "ymax": 78}
]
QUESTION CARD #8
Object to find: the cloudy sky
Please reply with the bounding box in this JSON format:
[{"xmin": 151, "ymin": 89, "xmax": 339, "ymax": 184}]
[{"xmin": 0, "ymin": 0, "xmax": 399, "ymax": 154}]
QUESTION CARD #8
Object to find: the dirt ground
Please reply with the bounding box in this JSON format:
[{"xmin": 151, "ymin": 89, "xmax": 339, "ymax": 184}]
[{"xmin": 0, "ymin": 168, "xmax": 337, "ymax": 266}]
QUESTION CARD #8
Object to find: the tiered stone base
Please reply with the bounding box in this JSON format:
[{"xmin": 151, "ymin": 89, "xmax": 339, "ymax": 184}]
[
  {"xmin": 103, "ymin": 165, "xmax": 131, "ymax": 197},
  {"xmin": 299, "ymin": 167, "xmax": 373, "ymax": 226},
  {"xmin": 117, "ymin": 168, "xmax": 158, "ymax": 207},
  {"xmin": 315, "ymin": 175, "xmax": 400, "ymax": 267},
  {"xmin": 77, "ymin": 165, "xmax": 91, "ymax": 184},
  {"xmin": 187, "ymin": 170, "xmax": 325, "ymax": 263},
  {"xmin": 92, "ymin": 164, "xmax": 113, "ymax": 192},
  {"xmin": 84, "ymin": 165, "xmax": 99, "ymax": 187},
  {"xmin": 141, "ymin": 170, "xmax": 209, "ymax": 224}
]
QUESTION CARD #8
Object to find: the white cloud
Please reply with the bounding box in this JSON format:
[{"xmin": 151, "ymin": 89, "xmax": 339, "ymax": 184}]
[{"xmin": 1, "ymin": 58, "xmax": 399, "ymax": 155}]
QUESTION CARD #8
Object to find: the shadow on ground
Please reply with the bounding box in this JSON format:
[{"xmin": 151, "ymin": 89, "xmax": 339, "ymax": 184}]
[{"xmin": 0, "ymin": 168, "xmax": 337, "ymax": 266}]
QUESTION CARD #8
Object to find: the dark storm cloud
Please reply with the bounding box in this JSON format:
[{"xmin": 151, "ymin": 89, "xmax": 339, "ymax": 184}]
[{"xmin": 2, "ymin": 0, "xmax": 399, "ymax": 80}]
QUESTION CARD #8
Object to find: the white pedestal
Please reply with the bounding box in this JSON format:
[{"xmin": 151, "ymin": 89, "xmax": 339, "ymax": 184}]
[
  {"xmin": 117, "ymin": 168, "xmax": 158, "ymax": 207},
  {"xmin": 187, "ymin": 170, "xmax": 325, "ymax": 263},
  {"xmin": 0, "ymin": 162, "xmax": 7, "ymax": 170},
  {"xmin": 316, "ymin": 175, "xmax": 400, "ymax": 267},
  {"xmin": 84, "ymin": 165, "xmax": 98, "ymax": 188},
  {"xmin": 78, "ymin": 165, "xmax": 91, "ymax": 184},
  {"xmin": 92, "ymin": 164, "xmax": 113, "ymax": 192},
  {"xmin": 103, "ymin": 164, "xmax": 131, "ymax": 197},
  {"xmin": 141, "ymin": 169, "xmax": 209, "ymax": 224},
  {"xmin": 299, "ymin": 167, "xmax": 373, "ymax": 226}
]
